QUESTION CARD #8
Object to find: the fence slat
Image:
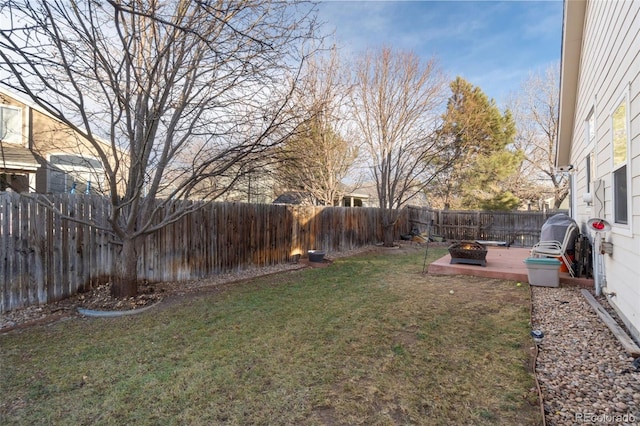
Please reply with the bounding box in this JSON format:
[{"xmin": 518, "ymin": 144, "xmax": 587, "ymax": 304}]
[
  {"xmin": 1, "ymin": 194, "xmax": 9, "ymax": 312},
  {"xmin": 1, "ymin": 194, "xmax": 563, "ymax": 313},
  {"xmin": 407, "ymin": 206, "xmax": 567, "ymax": 247}
]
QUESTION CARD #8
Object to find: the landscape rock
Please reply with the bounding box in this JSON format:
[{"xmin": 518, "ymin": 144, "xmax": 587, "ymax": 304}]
[{"xmin": 531, "ymin": 286, "xmax": 640, "ymax": 425}]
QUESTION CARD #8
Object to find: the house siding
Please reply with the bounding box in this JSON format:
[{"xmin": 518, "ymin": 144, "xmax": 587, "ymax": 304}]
[
  {"xmin": 1, "ymin": 88, "xmax": 123, "ymax": 195},
  {"xmin": 29, "ymin": 108, "xmax": 100, "ymax": 193},
  {"xmin": 566, "ymin": 0, "xmax": 640, "ymax": 340}
]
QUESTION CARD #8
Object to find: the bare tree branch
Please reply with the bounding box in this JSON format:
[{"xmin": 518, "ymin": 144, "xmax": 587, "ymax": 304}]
[
  {"xmin": 350, "ymin": 46, "xmax": 448, "ymax": 245},
  {"xmin": 509, "ymin": 62, "xmax": 569, "ymax": 209},
  {"xmin": 275, "ymin": 47, "xmax": 358, "ymax": 206},
  {"xmin": 0, "ymin": 0, "xmax": 319, "ymax": 296}
]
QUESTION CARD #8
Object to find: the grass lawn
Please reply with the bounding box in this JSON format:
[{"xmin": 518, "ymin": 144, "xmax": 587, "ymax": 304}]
[{"xmin": 0, "ymin": 247, "xmax": 541, "ymax": 425}]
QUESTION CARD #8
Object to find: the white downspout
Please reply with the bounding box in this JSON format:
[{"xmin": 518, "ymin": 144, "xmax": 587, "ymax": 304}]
[
  {"xmin": 588, "ymin": 219, "xmax": 610, "ymax": 296},
  {"xmin": 593, "ymin": 235, "xmax": 601, "ymax": 296}
]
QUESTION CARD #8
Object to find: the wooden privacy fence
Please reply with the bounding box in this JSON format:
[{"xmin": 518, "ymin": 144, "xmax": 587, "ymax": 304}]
[
  {"xmin": 0, "ymin": 192, "xmax": 411, "ymax": 313},
  {"xmin": 0, "ymin": 192, "xmax": 569, "ymax": 313},
  {"xmin": 407, "ymin": 206, "xmax": 569, "ymax": 247}
]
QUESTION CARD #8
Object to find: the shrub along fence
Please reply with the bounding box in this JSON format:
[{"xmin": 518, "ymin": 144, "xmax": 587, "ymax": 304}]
[{"xmin": 0, "ymin": 192, "xmax": 411, "ymax": 313}]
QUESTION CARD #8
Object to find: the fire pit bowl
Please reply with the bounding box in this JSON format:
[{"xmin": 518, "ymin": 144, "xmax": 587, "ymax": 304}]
[{"xmin": 448, "ymin": 241, "xmax": 488, "ymax": 266}]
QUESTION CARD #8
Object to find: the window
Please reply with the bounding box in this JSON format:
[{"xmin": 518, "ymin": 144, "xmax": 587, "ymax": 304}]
[
  {"xmin": 586, "ymin": 109, "xmax": 595, "ymax": 145},
  {"xmin": 613, "ymin": 166, "xmax": 627, "ymax": 223},
  {"xmin": 0, "ymin": 173, "xmax": 29, "ymax": 192},
  {"xmin": 585, "ymin": 108, "xmax": 595, "ymax": 193},
  {"xmin": 0, "ymin": 105, "xmax": 22, "ymax": 144},
  {"xmin": 585, "ymin": 154, "xmax": 591, "ymax": 193},
  {"xmin": 611, "ymin": 95, "xmax": 629, "ymax": 225},
  {"xmin": 48, "ymin": 154, "xmax": 104, "ymax": 194}
]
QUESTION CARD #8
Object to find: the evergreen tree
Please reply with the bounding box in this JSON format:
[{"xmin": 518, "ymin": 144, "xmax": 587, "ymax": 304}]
[{"xmin": 431, "ymin": 77, "xmax": 521, "ymax": 210}]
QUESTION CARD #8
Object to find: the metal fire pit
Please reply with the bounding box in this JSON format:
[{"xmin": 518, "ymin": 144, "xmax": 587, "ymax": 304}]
[{"xmin": 448, "ymin": 241, "xmax": 488, "ymax": 266}]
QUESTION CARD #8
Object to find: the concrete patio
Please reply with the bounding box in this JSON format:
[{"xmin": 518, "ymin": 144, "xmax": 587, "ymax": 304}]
[{"xmin": 427, "ymin": 246, "xmax": 594, "ymax": 288}]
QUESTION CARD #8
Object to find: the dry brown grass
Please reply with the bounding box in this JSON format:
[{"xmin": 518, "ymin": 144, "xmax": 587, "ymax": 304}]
[{"xmin": 0, "ymin": 246, "xmax": 541, "ymax": 425}]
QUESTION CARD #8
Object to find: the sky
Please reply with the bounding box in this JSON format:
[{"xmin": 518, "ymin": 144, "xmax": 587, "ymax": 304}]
[{"xmin": 315, "ymin": 0, "xmax": 564, "ymax": 107}]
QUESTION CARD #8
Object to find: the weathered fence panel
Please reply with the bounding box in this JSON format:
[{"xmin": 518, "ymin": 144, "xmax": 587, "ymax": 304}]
[
  {"xmin": 1, "ymin": 192, "xmax": 569, "ymax": 313},
  {"xmin": 407, "ymin": 206, "xmax": 568, "ymax": 247},
  {"xmin": 1, "ymin": 193, "xmax": 117, "ymax": 313},
  {"xmin": 0, "ymin": 193, "xmax": 411, "ymax": 313}
]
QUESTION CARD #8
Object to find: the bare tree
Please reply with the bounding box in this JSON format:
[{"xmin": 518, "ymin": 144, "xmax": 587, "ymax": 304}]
[
  {"xmin": 351, "ymin": 47, "xmax": 448, "ymax": 245},
  {"xmin": 275, "ymin": 47, "xmax": 358, "ymax": 206},
  {"xmin": 0, "ymin": 0, "xmax": 318, "ymax": 297},
  {"xmin": 509, "ymin": 63, "xmax": 569, "ymax": 209}
]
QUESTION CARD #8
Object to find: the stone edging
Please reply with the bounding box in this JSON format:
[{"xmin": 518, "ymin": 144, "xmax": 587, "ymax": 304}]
[{"xmin": 77, "ymin": 301, "xmax": 161, "ymax": 318}]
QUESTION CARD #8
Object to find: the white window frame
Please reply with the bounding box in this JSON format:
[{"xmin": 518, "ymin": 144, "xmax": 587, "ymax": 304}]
[
  {"xmin": 0, "ymin": 105, "xmax": 23, "ymax": 144},
  {"xmin": 585, "ymin": 107, "xmax": 596, "ymax": 194},
  {"xmin": 609, "ymin": 90, "xmax": 631, "ymax": 233}
]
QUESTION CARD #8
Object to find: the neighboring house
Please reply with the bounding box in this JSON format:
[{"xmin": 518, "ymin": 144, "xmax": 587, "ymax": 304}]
[
  {"xmin": 0, "ymin": 87, "xmax": 107, "ymax": 194},
  {"xmin": 339, "ymin": 191, "xmax": 371, "ymax": 207},
  {"xmin": 0, "ymin": 90, "xmax": 40, "ymax": 192},
  {"xmin": 272, "ymin": 189, "xmax": 372, "ymax": 207},
  {"xmin": 213, "ymin": 169, "xmax": 276, "ymax": 204},
  {"xmin": 336, "ymin": 183, "xmax": 374, "ymax": 207},
  {"xmin": 557, "ymin": 0, "xmax": 640, "ymax": 341},
  {"xmin": 542, "ymin": 195, "xmax": 570, "ymax": 212}
]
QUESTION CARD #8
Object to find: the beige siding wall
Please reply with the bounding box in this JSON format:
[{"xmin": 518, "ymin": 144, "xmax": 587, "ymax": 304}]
[
  {"xmin": 1, "ymin": 91, "xmax": 115, "ymax": 193},
  {"xmin": 29, "ymin": 108, "xmax": 106, "ymax": 193},
  {"xmin": 570, "ymin": 0, "xmax": 640, "ymax": 339}
]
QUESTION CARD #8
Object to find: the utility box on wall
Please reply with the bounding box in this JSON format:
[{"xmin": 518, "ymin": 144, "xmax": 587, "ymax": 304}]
[
  {"xmin": 600, "ymin": 240, "xmax": 613, "ymax": 255},
  {"xmin": 524, "ymin": 258, "xmax": 562, "ymax": 287}
]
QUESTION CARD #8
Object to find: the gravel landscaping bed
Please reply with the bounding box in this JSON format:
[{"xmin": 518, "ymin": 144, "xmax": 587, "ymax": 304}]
[{"xmin": 531, "ymin": 286, "xmax": 640, "ymax": 425}]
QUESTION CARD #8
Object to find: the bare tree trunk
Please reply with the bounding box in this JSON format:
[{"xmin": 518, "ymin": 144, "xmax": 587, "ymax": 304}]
[
  {"xmin": 554, "ymin": 198, "xmax": 564, "ymax": 210},
  {"xmin": 111, "ymin": 238, "xmax": 139, "ymax": 299},
  {"xmin": 1, "ymin": 1, "xmax": 318, "ymax": 301},
  {"xmin": 382, "ymin": 209, "xmax": 398, "ymax": 247},
  {"xmin": 382, "ymin": 224, "xmax": 396, "ymax": 247},
  {"xmin": 351, "ymin": 47, "xmax": 448, "ymax": 218}
]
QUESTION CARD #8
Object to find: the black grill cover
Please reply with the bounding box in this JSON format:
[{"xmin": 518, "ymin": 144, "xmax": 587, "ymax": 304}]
[{"xmin": 539, "ymin": 214, "xmax": 578, "ymax": 252}]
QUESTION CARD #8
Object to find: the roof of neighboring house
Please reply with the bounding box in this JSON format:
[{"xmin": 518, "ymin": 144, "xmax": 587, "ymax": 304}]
[
  {"xmin": 342, "ymin": 181, "xmax": 378, "ymax": 198},
  {"xmin": 0, "ymin": 143, "xmax": 40, "ymax": 171},
  {"xmin": 273, "ymin": 191, "xmax": 315, "ymax": 205},
  {"xmin": 556, "ymin": 0, "xmax": 587, "ymax": 168},
  {"xmin": 342, "ymin": 192, "xmax": 370, "ymax": 199}
]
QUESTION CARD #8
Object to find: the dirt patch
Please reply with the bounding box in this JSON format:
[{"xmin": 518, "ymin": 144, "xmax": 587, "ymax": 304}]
[
  {"xmin": 392, "ymin": 327, "xmax": 420, "ymax": 347},
  {"xmin": 312, "ymin": 405, "xmax": 340, "ymax": 425}
]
